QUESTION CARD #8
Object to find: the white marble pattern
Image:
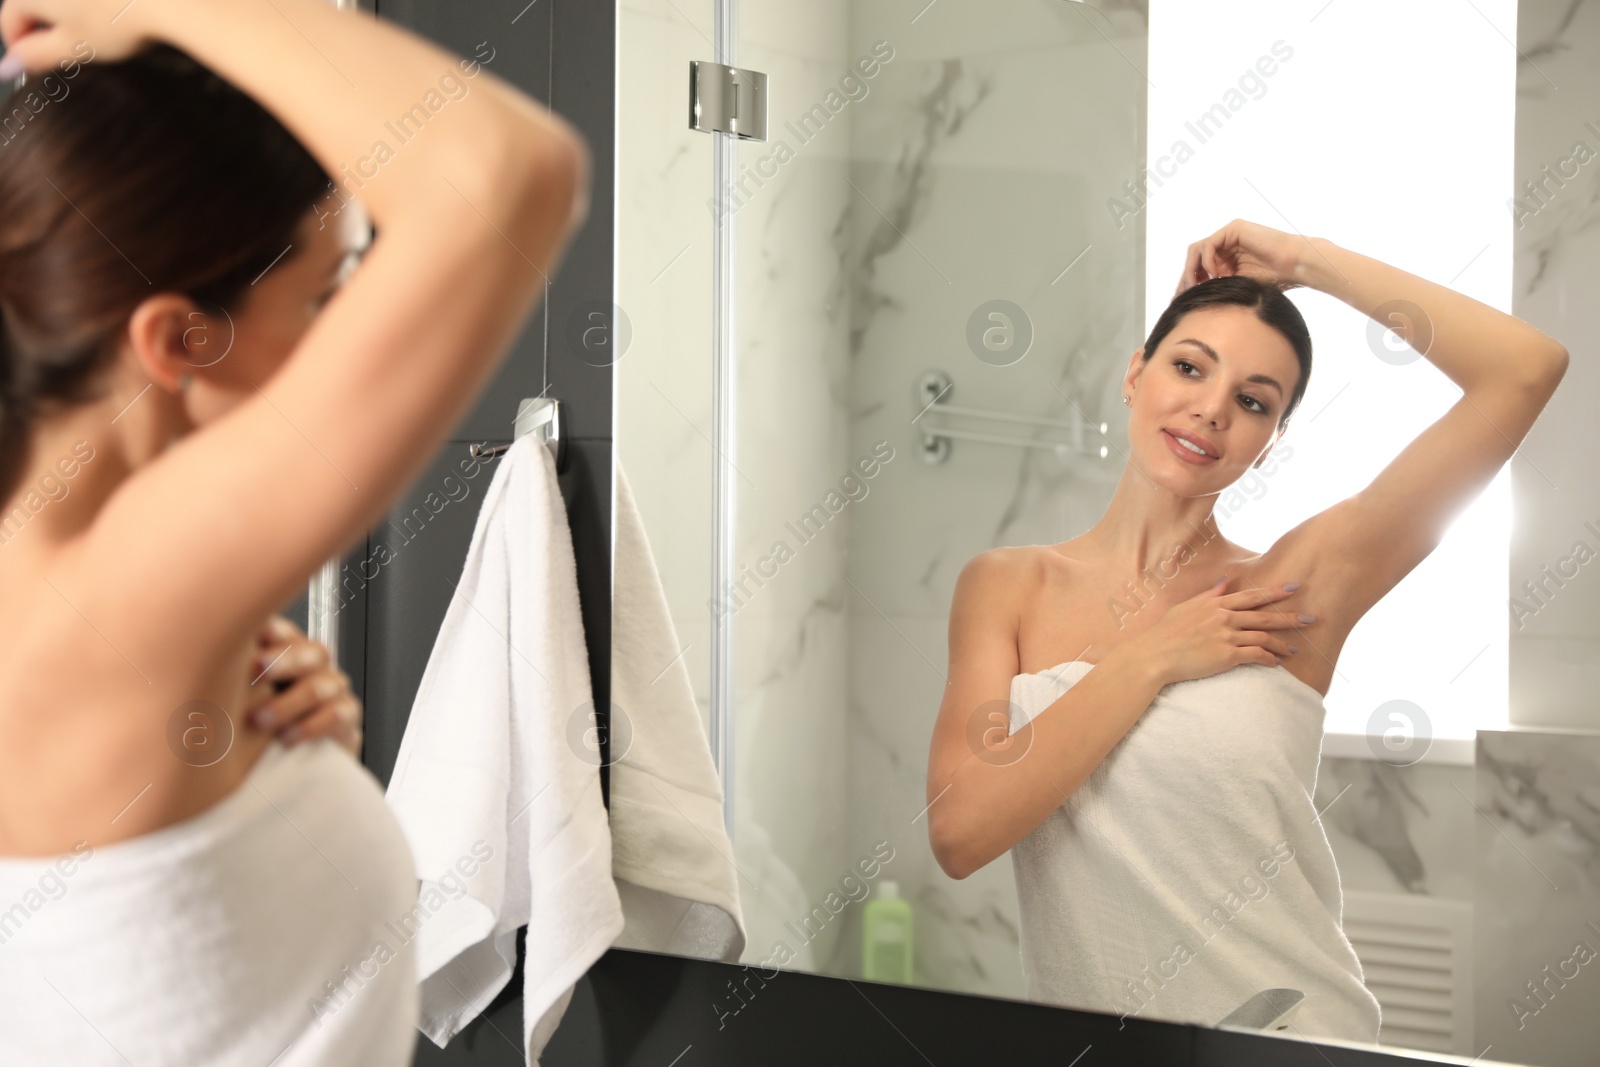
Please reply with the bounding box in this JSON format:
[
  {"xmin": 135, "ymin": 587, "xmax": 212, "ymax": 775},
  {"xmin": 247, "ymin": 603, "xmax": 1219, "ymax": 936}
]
[
  {"xmin": 1316, "ymin": 758, "xmax": 1475, "ymax": 900},
  {"xmin": 1508, "ymin": 0, "xmax": 1600, "ymax": 733},
  {"xmin": 1473, "ymin": 728, "xmax": 1600, "ymax": 1067}
]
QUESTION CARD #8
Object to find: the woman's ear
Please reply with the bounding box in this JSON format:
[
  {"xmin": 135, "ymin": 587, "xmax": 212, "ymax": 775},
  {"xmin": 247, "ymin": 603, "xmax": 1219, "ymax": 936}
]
[
  {"xmin": 1124, "ymin": 346, "xmax": 1146, "ymax": 397},
  {"xmin": 124, "ymin": 294, "xmax": 207, "ymax": 395},
  {"xmin": 125, "ymin": 293, "xmax": 237, "ymax": 394}
]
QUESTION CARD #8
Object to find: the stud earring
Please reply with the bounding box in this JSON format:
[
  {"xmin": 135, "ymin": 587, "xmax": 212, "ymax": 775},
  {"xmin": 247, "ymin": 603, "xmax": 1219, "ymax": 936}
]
[
  {"xmin": 178, "ymin": 373, "xmax": 193, "ymax": 391},
  {"xmin": 1122, "ymin": 394, "xmax": 1130, "ymax": 406}
]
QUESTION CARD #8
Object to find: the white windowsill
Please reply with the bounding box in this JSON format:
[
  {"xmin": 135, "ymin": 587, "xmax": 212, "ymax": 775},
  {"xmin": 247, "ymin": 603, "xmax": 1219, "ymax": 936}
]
[{"xmin": 1320, "ymin": 732, "xmax": 1477, "ymax": 767}]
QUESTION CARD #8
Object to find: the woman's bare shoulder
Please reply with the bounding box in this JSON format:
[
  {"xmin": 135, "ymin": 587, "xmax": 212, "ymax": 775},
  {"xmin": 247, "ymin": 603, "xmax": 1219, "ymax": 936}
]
[
  {"xmin": 958, "ymin": 542, "xmax": 1072, "ymax": 588},
  {"xmin": 951, "ymin": 544, "xmax": 1085, "ymax": 628}
]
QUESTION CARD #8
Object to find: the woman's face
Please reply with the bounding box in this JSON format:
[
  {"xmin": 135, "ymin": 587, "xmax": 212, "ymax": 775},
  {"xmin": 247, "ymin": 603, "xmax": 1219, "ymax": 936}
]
[
  {"xmin": 173, "ymin": 199, "xmax": 369, "ymax": 427},
  {"xmin": 1124, "ymin": 304, "xmax": 1300, "ymax": 494}
]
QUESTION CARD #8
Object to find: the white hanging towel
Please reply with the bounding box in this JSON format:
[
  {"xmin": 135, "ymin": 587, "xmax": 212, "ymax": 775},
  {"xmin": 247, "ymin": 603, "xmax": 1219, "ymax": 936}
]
[
  {"xmin": 385, "ymin": 434, "xmax": 623, "ymax": 1065},
  {"xmin": 607, "ymin": 460, "xmax": 746, "ymax": 961}
]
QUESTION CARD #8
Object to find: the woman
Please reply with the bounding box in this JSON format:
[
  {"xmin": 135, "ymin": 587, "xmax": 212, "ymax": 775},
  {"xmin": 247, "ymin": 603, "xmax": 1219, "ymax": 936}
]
[
  {"xmin": 926, "ymin": 220, "xmax": 1568, "ymax": 1043},
  {"xmin": 0, "ymin": 0, "xmax": 587, "ymax": 1062}
]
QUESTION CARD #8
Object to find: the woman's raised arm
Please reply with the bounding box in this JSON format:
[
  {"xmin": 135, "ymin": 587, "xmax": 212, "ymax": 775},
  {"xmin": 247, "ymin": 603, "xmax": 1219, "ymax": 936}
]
[
  {"xmin": 1245, "ymin": 226, "xmax": 1565, "ymax": 622},
  {"xmin": 1, "ymin": 0, "xmax": 580, "ymax": 234},
  {"xmin": 0, "ymin": 0, "xmax": 589, "ymax": 680}
]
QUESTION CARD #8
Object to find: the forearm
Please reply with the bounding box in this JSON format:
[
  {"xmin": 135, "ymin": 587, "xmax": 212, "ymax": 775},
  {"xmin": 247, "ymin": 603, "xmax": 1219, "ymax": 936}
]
[
  {"xmin": 1293, "ymin": 237, "xmax": 1568, "ymax": 393},
  {"xmin": 133, "ymin": 0, "xmax": 582, "ymax": 226},
  {"xmin": 932, "ymin": 642, "xmax": 1168, "ymax": 880}
]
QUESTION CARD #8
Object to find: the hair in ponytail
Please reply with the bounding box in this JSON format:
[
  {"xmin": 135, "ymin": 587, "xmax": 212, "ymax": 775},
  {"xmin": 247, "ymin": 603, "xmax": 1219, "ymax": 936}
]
[{"xmin": 0, "ymin": 43, "xmax": 330, "ymax": 505}]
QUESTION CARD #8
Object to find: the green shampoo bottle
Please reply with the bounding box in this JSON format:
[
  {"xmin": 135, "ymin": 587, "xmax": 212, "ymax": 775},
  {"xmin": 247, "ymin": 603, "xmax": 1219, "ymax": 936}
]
[{"xmin": 861, "ymin": 879, "xmax": 913, "ymax": 984}]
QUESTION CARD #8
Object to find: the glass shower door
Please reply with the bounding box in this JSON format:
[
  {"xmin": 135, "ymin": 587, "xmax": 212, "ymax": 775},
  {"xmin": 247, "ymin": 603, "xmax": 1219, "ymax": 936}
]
[{"xmin": 718, "ymin": 0, "xmax": 1148, "ymax": 999}]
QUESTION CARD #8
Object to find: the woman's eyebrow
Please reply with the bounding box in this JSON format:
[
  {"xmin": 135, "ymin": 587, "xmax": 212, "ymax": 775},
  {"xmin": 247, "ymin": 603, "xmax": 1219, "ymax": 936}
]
[{"xmin": 1174, "ymin": 337, "xmax": 1284, "ymax": 395}]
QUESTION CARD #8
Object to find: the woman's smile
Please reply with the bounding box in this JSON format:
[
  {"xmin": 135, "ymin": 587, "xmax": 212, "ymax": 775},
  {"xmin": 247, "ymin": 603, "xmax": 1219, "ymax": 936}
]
[{"xmin": 1163, "ymin": 428, "xmax": 1220, "ymax": 465}]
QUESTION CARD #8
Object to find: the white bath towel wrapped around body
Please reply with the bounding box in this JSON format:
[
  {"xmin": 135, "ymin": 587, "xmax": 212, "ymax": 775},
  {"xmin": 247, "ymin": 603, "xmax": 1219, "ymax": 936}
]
[
  {"xmin": 1007, "ymin": 659, "xmax": 1382, "ymax": 1046},
  {"xmin": 0, "ymin": 738, "xmax": 421, "ymax": 1065}
]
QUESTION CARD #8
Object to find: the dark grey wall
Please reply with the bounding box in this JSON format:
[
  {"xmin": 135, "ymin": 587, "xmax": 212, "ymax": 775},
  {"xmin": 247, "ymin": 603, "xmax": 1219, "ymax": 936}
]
[{"xmin": 348, "ymin": 0, "xmax": 614, "ymax": 803}]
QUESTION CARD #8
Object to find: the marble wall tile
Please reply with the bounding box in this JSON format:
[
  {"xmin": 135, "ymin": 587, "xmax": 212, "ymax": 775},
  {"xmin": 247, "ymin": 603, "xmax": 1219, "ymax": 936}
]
[
  {"xmin": 1474, "ymin": 728, "xmax": 1600, "ymax": 1067},
  {"xmin": 1316, "ymin": 758, "xmax": 1475, "ymax": 900},
  {"xmin": 1509, "ymin": 0, "xmax": 1600, "ymax": 731}
]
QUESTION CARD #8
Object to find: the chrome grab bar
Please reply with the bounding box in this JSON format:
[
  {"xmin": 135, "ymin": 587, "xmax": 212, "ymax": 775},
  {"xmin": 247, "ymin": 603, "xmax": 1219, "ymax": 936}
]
[{"xmin": 914, "ymin": 370, "xmax": 1109, "ymax": 465}]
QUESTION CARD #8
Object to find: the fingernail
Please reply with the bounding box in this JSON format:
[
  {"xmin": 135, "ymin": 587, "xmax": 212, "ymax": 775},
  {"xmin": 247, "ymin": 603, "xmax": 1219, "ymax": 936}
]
[
  {"xmin": 1283, "ymin": 582, "xmax": 1301, "ymax": 591},
  {"xmin": 0, "ymin": 53, "xmax": 23, "ymax": 81},
  {"xmin": 1298, "ymin": 613, "xmax": 1316, "ymax": 623},
  {"xmin": 252, "ymin": 705, "xmax": 276, "ymax": 729},
  {"xmin": 1287, "ymin": 644, "xmax": 1300, "ymax": 654}
]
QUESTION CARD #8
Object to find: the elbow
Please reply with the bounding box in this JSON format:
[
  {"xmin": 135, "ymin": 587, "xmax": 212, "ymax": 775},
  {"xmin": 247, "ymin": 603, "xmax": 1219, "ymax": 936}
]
[
  {"xmin": 1548, "ymin": 345, "xmax": 1570, "ymax": 384},
  {"xmin": 1492, "ymin": 344, "xmax": 1569, "ymax": 401},
  {"xmin": 1528, "ymin": 344, "xmax": 1569, "ymax": 390},
  {"xmin": 932, "ymin": 844, "xmax": 973, "ymax": 882},
  {"xmin": 541, "ymin": 121, "xmax": 592, "ymax": 230},
  {"xmin": 448, "ymin": 110, "xmax": 590, "ymax": 239},
  {"xmin": 507, "ymin": 120, "xmax": 590, "ymax": 228},
  {"xmin": 942, "ymin": 857, "xmax": 976, "ymax": 882},
  {"xmin": 928, "ymin": 814, "xmax": 978, "ymax": 881}
]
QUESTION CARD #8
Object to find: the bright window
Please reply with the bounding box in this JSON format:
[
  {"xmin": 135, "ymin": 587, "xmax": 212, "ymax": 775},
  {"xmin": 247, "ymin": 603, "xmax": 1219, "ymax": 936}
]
[{"xmin": 1145, "ymin": 0, "xmax": 1515, "ymax": 747}]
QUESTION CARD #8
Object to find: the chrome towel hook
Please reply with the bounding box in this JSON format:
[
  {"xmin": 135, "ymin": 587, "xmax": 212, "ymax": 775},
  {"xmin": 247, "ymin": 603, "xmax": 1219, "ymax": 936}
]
[{"xmin": 469, "ymin": 397, "xmax": 565, "ymax": 472}]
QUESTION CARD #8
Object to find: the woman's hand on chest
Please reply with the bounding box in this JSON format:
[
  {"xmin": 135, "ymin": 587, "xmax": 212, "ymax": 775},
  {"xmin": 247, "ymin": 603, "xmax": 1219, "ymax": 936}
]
[{"xmin": 242, "ymin": 615, "xmax": 363, "ymax": 757}]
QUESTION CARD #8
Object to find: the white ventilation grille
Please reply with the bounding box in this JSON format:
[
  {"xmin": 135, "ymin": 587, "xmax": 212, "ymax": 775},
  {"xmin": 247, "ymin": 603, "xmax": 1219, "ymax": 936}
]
[{"xmin": 1341, "ymin": 890, "xmax": 1473, "ymax": 1056}]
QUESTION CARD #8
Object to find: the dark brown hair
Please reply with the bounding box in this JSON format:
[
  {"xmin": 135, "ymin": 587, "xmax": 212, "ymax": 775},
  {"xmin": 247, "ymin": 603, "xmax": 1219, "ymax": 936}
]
[
  {"xmin": 0, "ymin": 43, "xmax": 331, "ymax": 504},
  {"xmin": 1140, "ymin": 274, "xmax": 1312, "ymax": 429}
]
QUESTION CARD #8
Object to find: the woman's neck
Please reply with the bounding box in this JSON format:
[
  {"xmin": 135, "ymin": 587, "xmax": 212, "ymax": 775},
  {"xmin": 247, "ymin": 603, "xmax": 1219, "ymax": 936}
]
[
  {"xmin": 1086, "ymin": 484, "xmax": 1233, "ymax": 579},
  {"xmin": 0, "ymin": 403, "xmax": 155, "ymax": 556}
]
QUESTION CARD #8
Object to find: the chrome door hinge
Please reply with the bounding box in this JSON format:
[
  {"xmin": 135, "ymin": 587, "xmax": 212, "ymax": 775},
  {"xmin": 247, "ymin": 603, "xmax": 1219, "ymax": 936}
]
[{"xmin": 689, "ymin": 61, "xmax": 768, "ymax": 141}]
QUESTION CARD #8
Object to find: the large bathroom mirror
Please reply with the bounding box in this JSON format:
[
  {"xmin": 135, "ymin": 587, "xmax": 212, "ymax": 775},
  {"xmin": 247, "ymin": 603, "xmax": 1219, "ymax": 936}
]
[{"xmin": 612, "ymin": 1, "xmax": 1598, "ymax": 1064}]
